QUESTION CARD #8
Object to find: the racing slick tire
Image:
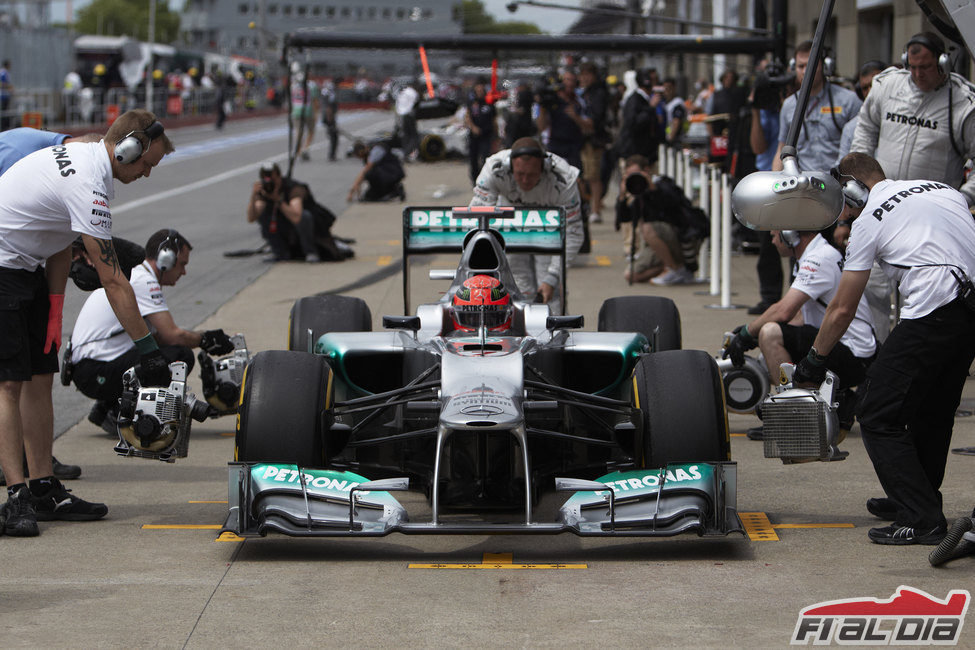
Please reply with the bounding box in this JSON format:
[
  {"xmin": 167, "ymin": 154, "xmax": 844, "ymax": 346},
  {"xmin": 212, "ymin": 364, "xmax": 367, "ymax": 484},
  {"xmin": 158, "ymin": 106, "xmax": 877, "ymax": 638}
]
[
  {"xmin": 235, "ymin": 350, "xmax": 335, "ymax": 467},
  {"xmin": 598, "ymin": 296, "xmax": 681, "ymax": 351},
  {"xmin": 288, "ymin": 295, "xmax": 372, "ymax": 353},
  {"xmin": 419, "ymin": 133, "xmax": 446, "ymax": 162},
  {"xmin": 633, "ymin": 350, "xmax": 729, "ymax": 467}
]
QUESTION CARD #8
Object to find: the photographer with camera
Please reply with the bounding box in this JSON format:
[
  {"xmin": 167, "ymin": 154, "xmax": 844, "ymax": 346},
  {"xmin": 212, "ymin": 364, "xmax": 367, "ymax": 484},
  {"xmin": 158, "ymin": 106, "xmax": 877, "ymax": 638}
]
[
  {"xmin": 617, "ymin": 154, "xmax": 693, "ymax": 285},
  {"xmin": 536, "ymin": 68, "xmax": 591, "ymax": 171},
  {"xmin": 247, "ymin": 162, "xmax": 343, "ymax": 263},
  {"xmin": 68, "ymin": 229, "xmax": 236, "ymax": 435}
]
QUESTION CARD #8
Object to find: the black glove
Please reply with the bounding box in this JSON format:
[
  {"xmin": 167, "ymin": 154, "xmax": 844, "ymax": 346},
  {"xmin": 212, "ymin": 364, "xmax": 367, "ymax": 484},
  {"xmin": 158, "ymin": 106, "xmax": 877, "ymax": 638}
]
[
  {"xmin": 136, "ymin": 348, "xmax": 172, "ymax": 387},
  {"xmin": 200, "ymin": 329, "xmax": 235, "ymax": 356},
  {"xmin": 793, "ymin": 351, "xmax": 827, "ymax": 386},
  {"xmin": 722, "ymin": 325, "xmax": 757, "ymax": 368}
]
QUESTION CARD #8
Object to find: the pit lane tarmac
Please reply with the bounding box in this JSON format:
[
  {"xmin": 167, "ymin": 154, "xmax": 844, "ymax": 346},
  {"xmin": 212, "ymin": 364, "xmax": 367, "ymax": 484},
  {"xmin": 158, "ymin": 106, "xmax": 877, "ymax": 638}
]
[{"xmin": 6, "ymin": 116, "xmax": 974, "ymax": 648}]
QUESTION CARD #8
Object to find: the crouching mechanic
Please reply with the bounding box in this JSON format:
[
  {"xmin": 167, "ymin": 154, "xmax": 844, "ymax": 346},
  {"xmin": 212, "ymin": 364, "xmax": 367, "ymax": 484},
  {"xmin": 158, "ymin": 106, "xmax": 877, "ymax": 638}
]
[
  {"xmin": 469, "ymin": 137, "xmax": 584, "ymax": 315},
  {"xmin": 796, "ymin": 153, "xmax": 975, "ymax": 545},
  {"xmin": 0, "ymin": 109, "xmax": 174, "ymax": 537},
  {"xmin": 723, "ymin": 228, "xmax": 877, "ymax": 440},
  {"xmin": 69, "ymin": 229, "xmax": 235, "ymax": 432}
]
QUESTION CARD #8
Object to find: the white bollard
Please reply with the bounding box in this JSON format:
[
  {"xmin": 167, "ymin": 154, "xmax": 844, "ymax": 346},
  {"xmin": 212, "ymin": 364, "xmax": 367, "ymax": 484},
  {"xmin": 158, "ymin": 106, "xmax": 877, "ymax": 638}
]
[
  {"xmin": 674, "ymin": 149, "xmax": 683, "ymax": 187},
  {"xmin": 683, "ymin": 151, "xmax": 693, "ymax": 201},
  {"xmin": 658, "ymin": 143, "xmax": 666, "ymax": 175},
  {"xmin": 709, "ymin": 166, "xmax": 720, "ymax": 296},
  {"xmin": 697, "ymin": 162, "xmax": 708, "ymax": 281},
  {"xmin": 720, "ymin": 173, "xmax": 733, "ymax": 307}
]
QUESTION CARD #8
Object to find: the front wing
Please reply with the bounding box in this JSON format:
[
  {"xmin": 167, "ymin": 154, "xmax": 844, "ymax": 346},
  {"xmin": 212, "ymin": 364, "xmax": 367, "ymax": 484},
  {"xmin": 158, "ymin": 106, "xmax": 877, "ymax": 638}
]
[{"xmin": 223, "ymin": 462, "xmax": 744, "ymax": 539}]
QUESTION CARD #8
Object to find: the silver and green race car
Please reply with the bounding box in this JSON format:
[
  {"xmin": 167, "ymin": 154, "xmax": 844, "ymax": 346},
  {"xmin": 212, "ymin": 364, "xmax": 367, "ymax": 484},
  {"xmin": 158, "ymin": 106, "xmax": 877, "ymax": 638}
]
[{"xmin": 224, "ymin": 207, "xmax": 742, "ymax": 539}]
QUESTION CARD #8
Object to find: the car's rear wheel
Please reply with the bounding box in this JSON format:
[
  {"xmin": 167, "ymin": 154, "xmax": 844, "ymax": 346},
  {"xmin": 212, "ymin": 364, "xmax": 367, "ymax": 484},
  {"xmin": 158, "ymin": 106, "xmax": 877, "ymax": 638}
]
[
  {"xmin": 598, "ymin": 296, "xmax": 682, "ymax": 351},
  {"xmin": 235, "ymin": 350, "xmax": 335, "ymax": 467},
  {"xmin": 632, "ymin": 350, "xmax": 729, "ymax": 467},
  {"xmin": 419, "ymin": 133, "xmax": 446, "ymax": 161},
  {"xmin": 288, "ymin": 295, "xmax": 372, "ymax": 352}
]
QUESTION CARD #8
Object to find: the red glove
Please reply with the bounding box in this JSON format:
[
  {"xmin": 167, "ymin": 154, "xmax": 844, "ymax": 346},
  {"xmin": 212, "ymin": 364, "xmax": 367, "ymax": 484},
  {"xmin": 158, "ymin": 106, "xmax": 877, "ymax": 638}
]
[{"xmin": 45, "ymin": 293, "xmax": 65, "ymax": 354}]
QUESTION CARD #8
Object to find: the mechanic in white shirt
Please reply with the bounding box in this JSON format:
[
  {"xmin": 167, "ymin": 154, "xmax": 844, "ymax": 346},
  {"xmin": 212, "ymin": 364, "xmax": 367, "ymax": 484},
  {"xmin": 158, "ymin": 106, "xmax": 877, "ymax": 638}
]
[
  {"xmin": 69, "ymin": 229, "xmax": 235, "ymax": 432},
  {"xmin": 395, "ymin": 83, "xmax": 420, "ymax": 160},
  {"xmin": 723, "ymin": 229, "xmax": 876, "ymax": 438},
  {"xmin": 797, "ymin": 152, "xmax": 975, "ymax": 546},
  {"xmin": 468, "ymin": 137, "xmax": 584, "ymax": 315},
  {"xmin": 0, "ymin": 109, "xmax": 174, "ymax": 536}
]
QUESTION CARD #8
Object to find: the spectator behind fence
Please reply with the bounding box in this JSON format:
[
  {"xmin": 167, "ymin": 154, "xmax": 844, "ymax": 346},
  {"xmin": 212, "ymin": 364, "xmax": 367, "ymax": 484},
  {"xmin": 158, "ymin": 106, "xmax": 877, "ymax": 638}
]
[
  {"xmin": 661, "ymin": 78, "xmax": 687, "ymax": 147},
  {"xmin": 851, "ymin": 32, "xmax": 975, "ymax": 207},
  {"xmin": 578, "ymin": 62, "xmax": 610, "ymax": 223},
  {"xmin": 706, "ymin": 70, "xmax": 747, "ymax": 174}
]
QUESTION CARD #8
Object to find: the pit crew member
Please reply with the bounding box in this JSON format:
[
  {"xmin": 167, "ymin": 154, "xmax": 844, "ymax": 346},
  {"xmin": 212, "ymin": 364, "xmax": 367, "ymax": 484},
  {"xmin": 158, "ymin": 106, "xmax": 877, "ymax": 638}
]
[
  {"xmin": 850, "ymin": 32, "xmax": 975, "ymax": 207},
  {"xmin": 0, "ymin": 109, "xmax": 174, "ymax": 536},
  {"xmin": 723, "ymin": 229, "xmax": 877, "ymax": 440},
  {"xmin": 772, "ymin": 40, "xmax": 861, "ymax": 174},
  {"xmin": 347, "ymin": 140, "xmax": 406, "ymax": 202},
  {"xmin": 68, "ymin": 228, "xmax": 234, "ymax": 433},
  {"xmin": 469, "ymin": 137, "xmax": 583, "ymax": 315},
  {"xmin": 796, "ymin": 152, "xmax": 975, "ymax": 545}
]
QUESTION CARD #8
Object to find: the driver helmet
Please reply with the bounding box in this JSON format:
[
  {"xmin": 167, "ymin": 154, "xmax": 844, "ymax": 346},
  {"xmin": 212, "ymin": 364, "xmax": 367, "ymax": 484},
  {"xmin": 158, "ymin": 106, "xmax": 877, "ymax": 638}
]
[{"xmin": 451, "ymin": 275, "xmax": 512, "ymax": 332}]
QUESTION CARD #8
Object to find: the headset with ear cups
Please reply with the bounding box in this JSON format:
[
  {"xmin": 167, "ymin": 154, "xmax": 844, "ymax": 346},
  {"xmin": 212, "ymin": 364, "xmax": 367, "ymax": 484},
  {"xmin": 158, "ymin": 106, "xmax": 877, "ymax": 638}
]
[
  {"xmin": 829, "ymin": 167, "xmax": 870, "ymax": 209},
  {"xmin": 780, "ymin": 230, "xmax": 801, "ymax": 248},
  {"xmin": 155, "ymin": 229, "xmax": 180, "ymax": 273},
  {"xmin": 508, "ymin": 143, "xmax": 546, "ymax": 172},
  {"xmin": 901, "ymin": 33, "xmax": 950, "ymax": 75},
  {"xmin": 115, "ymin": 120, "xmax": 165, "ymax": 165}
]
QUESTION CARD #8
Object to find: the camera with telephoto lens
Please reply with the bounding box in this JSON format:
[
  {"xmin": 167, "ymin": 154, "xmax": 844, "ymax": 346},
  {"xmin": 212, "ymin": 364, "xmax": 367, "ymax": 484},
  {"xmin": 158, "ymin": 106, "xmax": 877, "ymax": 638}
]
[
  {"xmin": 535, "ymin": 84, "xmax": 561, "ymax": 113},
  {"xmin": 624, "ymin": 172, "xmax": 651, "ymax": 196},
  {"xmin": 115, "ymin": 361, "xmax": 213, "ymax": 463},
  {"xmin": 752, "ymin": 61, "xmax": 795, "ymax": 112},
  {"xmin": 198, "ymin": 333, "xmax": 250, "ymax": 415},
  {"xmin": 261, "ymin": 178, "xmax": 275, "ymax": 194}
]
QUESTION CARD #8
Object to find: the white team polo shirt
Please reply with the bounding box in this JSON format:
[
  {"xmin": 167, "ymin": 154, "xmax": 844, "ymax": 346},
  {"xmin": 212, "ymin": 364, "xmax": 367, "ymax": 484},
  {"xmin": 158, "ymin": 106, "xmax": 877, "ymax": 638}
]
[
  {"xmin": 792, "ymin": 234, "xmax": 876, "ymax": 358},
  {"xmin": 844, "ymin": 179, "xmax": 975, "ymax": 319},
  {"xmin": 71, "ymin": 263, "xmax": 169, "ymax": 362},
  {"xmin": 0, "ymin": 140, "xmax": 114, "ymax": 271}
]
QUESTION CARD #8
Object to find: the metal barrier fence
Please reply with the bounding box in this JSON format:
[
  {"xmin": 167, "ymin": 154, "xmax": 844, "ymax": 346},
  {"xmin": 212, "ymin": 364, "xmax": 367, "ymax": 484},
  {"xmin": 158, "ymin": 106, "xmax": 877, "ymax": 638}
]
[{"xmin": 1, "ymin": 85, "xmax": 272, "ymax": 130}]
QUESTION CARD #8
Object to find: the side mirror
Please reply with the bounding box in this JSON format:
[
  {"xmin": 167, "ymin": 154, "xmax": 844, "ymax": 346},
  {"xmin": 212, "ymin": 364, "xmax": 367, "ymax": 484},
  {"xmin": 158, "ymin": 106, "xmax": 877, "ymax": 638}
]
[
  {"xmin": 383, "ymin": 315, "xmax": 421, "ymax": 331},
  {"xmin": 546, "ymin": 315, "xmax": 584, "ymax": 330}
]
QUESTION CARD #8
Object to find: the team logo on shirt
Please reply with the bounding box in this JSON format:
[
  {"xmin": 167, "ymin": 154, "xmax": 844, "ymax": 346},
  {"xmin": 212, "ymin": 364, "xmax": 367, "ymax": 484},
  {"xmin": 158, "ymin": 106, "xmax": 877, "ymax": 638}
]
[
  {"xmin": 884, "ymin": 111, "xmax": 938, "ymax": 130},
  {"xmin": 51, "ymin": 145, "xmax": 75, "ymax": 177},
  {"xmin": 93, "ymin": 199, "xmax": 108, "ymax": 207},
  {"xmin": 820, "ymin": 106, "xmax": 843, "ymax": 114}
]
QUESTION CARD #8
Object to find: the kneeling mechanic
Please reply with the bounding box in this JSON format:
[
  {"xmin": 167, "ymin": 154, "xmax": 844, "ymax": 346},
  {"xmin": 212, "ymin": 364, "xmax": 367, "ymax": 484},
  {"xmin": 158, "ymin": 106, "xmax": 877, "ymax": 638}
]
[{"xmin": 69, "ymin": 229, "xmax": 235, "ymax": 431}]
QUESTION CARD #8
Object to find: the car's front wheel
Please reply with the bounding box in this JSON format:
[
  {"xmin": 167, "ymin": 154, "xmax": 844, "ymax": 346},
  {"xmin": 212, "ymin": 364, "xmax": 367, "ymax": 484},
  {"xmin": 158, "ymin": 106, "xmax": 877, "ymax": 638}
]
[
  {"xmin": 288, "ymin": 294, "xmax": 372, "ymax": 353},
  {"xmin": 598, "ymin": 296, "xmax": 682, "ymax": 351},
  {"xmin": 235, "ymin": 350, "xmax": 335, "ymax": 467},
  {"xmin": 632, "ymin": 350, "xmax": 729, "ymax": 468}
]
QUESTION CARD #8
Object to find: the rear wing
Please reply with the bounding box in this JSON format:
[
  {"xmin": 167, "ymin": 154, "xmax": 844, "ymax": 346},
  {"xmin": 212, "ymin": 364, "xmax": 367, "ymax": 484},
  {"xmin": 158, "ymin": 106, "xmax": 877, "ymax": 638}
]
[{"xmin": 401, "ymin": 206, "xmax": 566, "ymax": 314}]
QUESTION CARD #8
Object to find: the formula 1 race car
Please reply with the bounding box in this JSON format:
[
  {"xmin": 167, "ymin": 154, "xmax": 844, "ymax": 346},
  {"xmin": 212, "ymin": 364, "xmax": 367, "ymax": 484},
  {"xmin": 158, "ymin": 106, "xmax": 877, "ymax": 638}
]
[{"xmin": 224, "ymin": 207, "xmax": 742, "ymax": 540}]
